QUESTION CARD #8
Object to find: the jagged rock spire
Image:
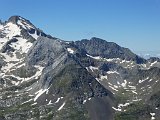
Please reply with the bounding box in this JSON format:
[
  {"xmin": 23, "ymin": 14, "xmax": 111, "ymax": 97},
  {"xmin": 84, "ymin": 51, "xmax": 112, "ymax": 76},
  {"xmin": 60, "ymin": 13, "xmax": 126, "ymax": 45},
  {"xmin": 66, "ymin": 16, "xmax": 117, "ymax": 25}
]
[{"xmin": 8, "ymin": 15, "xmax": 21, "ymax": 24}]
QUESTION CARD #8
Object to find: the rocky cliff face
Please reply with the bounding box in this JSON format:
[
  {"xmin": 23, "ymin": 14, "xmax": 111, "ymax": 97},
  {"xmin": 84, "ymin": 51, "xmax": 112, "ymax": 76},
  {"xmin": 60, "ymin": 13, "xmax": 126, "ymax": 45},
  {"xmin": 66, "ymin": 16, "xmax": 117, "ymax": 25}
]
[{"xmin": 0, "ymin": 16, "xmax": 160, "ymax": 120}]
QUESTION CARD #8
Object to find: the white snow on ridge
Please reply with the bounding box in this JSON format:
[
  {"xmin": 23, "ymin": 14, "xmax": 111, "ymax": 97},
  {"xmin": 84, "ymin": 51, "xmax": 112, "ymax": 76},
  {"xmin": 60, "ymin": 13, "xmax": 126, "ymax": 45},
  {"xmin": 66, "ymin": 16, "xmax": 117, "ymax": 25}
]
[
  {"xmin": 150, "ymin": 61, "xmax": 158, "ymax": 67},
  {"xmin": 104, "ymin": 58, "xmax": 121, "ymax": 62},
  {"xmin": 86, "ymin": 54, "xmax": 135, "ymax": 68},
  {"xmin": 67, "ymin": 48, "xmax": 74, "ymax": 54},
  {"xmin": 17, "ymin": 20, "xmax": 27, "ymax": 29},
  {"xmin": 17, "ymin": 17, "xmax": 34, "ymax": 30}
]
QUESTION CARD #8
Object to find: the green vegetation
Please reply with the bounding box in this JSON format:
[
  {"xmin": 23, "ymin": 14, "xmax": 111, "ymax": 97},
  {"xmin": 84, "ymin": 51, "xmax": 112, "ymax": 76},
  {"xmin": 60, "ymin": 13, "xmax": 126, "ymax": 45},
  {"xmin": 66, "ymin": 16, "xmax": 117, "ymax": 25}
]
[
  {"xmin": 13, "ymin": 66, "xmax": 36, "ymax": 78},
  {"xmin": 115, "ymin": 101, "xmax": 152, "ymax": 120},
  {"xmin": 53, "ymin": 101, "xmax": 89, "ymax": 120},
  {"xmin": 150, "ymin": 90, "xmax": 160, "ymax": 108}
]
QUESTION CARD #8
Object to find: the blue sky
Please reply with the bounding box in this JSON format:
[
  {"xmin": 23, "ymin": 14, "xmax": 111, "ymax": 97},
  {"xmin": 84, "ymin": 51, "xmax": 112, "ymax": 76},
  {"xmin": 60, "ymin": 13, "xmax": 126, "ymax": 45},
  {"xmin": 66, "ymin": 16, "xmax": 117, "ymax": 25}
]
[{"xmin": 0, "ymin": 0, "xmax": 160, "ymax": 52}]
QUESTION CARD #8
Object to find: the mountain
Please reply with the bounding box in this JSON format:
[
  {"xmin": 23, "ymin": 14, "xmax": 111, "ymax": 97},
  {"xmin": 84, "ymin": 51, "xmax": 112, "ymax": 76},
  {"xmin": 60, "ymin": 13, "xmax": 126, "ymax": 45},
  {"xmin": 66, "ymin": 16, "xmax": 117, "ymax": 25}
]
[
  {"xmin": 75, "ymin": 37, "xmax": 146, "ymax": 64},
  {"xmin": 0, "ymin": 16, "xmax": 160, "ymax": 120},
  {"xmin": 136, "ymin": 51, "xmax": 160, "ymax": 59}
]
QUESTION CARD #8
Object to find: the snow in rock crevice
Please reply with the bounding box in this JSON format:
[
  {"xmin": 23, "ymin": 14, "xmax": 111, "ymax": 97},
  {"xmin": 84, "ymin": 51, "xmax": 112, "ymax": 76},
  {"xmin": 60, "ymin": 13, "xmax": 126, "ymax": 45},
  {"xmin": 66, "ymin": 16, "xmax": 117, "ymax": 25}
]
[
  {"xmin": 58, "ymin": 102, "xmax": 66, "ymax": 111},
  {"xmin": 17, "ymin": 17, "xmax": 35, "ymax": 30},
  {"xmin": 34, "ymin": 88, "xmax": 48, "ymax": 101},
  {"xmin": 67, "ymin": 48, "xmax": 74, "ymax": 54},
  {"xmin": 139, "ymin": 77, "xmax": 149, "ymax": 83},
  {"xmin": 150, "ymin": 113, "xmax": 155, "ymax": 120}
]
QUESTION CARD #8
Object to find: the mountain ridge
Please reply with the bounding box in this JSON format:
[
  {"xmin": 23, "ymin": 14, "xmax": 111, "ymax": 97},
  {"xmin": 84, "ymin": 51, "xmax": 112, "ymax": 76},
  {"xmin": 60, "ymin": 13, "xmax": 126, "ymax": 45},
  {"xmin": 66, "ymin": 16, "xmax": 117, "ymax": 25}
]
[{"xmin": 0, "ymin": 16, "xmax": 160, "ymax": 120}]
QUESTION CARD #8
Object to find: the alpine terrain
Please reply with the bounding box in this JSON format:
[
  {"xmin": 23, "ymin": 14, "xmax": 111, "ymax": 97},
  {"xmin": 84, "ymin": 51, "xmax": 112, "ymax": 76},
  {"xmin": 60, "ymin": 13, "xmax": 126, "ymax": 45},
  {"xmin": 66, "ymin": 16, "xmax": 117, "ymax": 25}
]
[{"xmin": 0, "ymin": 16, "xmax": 160, "ymax": 120}]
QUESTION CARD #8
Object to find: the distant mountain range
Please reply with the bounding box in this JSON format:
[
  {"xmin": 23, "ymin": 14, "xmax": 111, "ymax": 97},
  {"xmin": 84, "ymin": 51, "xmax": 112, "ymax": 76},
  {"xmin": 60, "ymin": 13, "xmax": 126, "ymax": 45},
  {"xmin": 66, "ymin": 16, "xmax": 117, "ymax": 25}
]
[
  {"xmin": 136, "ymin": 51, "xmax": 160, "ymax": 59},
  {"xmin": 0, "ymin": 16, "xmax": 160, "ymax": 120}
]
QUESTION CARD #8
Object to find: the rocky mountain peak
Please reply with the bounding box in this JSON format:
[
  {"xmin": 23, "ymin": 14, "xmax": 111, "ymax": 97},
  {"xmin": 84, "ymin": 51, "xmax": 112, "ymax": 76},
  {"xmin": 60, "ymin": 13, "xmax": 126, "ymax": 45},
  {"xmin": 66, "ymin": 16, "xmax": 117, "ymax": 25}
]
[
  {"xmin": 7, "ymin": 15, "xmax": 38, "ymax": 34},
  {"xmin": 7, "ymin": 15, "xmax": 35, "ymax": 28},
  {"xmin": 0, "ymin": 19, "xmax": 2, "ymax": 24},
  {"xmin": 8, "ymin": 15, "xmax": 21, "ymax": 24}
]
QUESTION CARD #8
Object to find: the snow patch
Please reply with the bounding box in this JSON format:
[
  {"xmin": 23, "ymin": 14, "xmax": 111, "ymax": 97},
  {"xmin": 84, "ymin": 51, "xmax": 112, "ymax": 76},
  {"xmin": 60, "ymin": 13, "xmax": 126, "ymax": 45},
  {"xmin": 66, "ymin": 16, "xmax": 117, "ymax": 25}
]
[
  {"xmin": 26, "ymin": 87, "xmax": 32, "ymax": 91},
  {"xmin": 132, "ymin": 99, "xmax": 142, "ymax": 102},
  {"xmin": 150, "ymin": 113, "xmax": 155, "ymax": 120},
  {"xmin": 17, "ymin": 18, "xmax": 34, "ymax": 30},
  {"xmin": 109, "ymin": 86, "xmax": 118, "ymax": 91},
  {"xmin": 86, "ymin": 54, "xmax": 101, "ymax": 60},
  {"xmin": 31, "ymin": 102, "xmax": 37, "ymax": 106},
  {"xmin": 0, "ymin": 24, "xmax": 3, "ymax": 29},
  {"xmin": 58, "ymin": 102, "xmax": 66, "ymax": 111},
  {"xmin": 131, "ymin": 90, "xmax": 138, "ymax": 94},
  {"xmin": 67, "ymin": 48, "xmax": 74, "ymax": 54},
  {"xmin": 88, "ymin": 66, "xmax": 98, "ymax": 72},
  {"xmin": 34, "ymin": 88, "xmax": 48, "ymax": 101},
  {"xmin": 139, "ymin": 77, "xmax": 149, "ymax": 83},
  {"xmin": 107, "ymin": 71, "xmax": 119, "ymax": 74},
  {"xmin": 112, "ymin": 107, "xmax": 122, "ymax": 112},
  {"xmin": 30, "ymin": 31, "xmax": 39, "ymax": 39},
  {"xmin": 55, "ymin": 98, "xmax": 61, "ymax": 103},
  {"xmin": 4, "ymin": 22, "xmax": 21, "ymax": 39},
  {"xmin": 150, "ymin": 61, "xmax": 157, "ymax": 66},
  {"xmin": 88, "ymin": 98, "xmax": 91, "ymax": 101},
  {"xmin": 47, "ymin": 100, "xmax": 53, "ymax": 105},
  {"xmin": 100, "ymin": 75, "xmax": 108, "ymax": 80},
  {"xmin": 21, "ymin": 99, "xmax": 32, "ymax": 104},
  {"xmin": 9, "ymin": 37, "xmax": 33, "ymax": 53},
  {"xmin": 149, "ymin": 79, "xmax": 153, "ymax": 82},
  {"xmin": 128, "ymin": 85, "xmax": 136, "ymax": 90},
  {"xmin": 83, "ymin": 100, "xmax": 87, "ymax": 104},
  {"xmin": 21, "ymin": 65, "xmax": 44, "ymax": 83},
  {"xmin": 121, "ymin": 80, "xmax": 127, "ymax": 88},
  {"xmin": 118, "ymin": 103, "xmax": 130, "ymax": 108}
]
